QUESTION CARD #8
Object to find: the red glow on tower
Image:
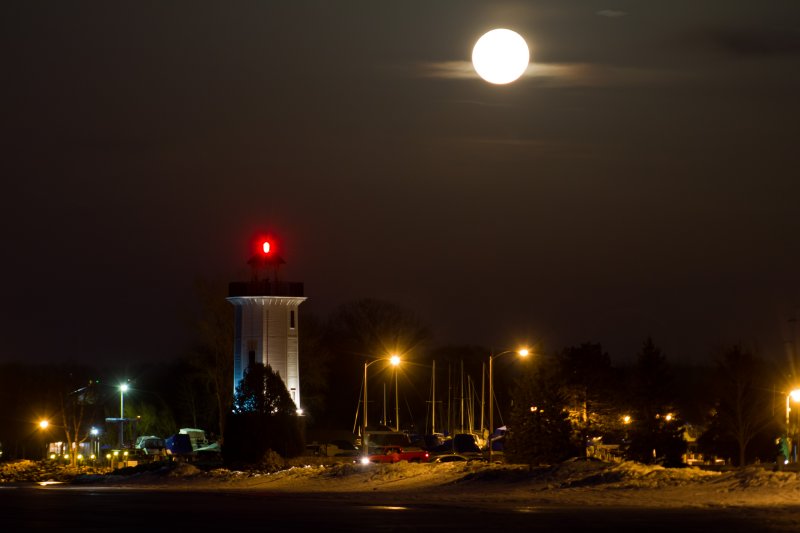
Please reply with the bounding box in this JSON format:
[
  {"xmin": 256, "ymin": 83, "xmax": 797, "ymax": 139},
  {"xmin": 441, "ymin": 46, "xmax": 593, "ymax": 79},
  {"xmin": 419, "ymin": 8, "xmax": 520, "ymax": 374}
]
[{"xmin": 247, "ymin": 233, "xmax": 286, "ymax": 283}]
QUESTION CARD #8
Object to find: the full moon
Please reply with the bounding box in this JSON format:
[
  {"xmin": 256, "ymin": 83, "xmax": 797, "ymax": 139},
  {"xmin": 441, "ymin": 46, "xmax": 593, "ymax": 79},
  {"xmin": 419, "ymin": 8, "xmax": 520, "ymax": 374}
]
[{"xmin": 471, "ymin": 28, "xmax": 530, "ymax": 85}]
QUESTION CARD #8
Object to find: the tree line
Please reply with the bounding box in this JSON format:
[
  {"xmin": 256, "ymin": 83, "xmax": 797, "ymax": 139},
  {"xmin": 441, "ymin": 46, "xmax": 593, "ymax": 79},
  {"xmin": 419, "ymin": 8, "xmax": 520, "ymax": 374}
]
[{"xmin": 0, "ymin": 286, "xmax": 794, "ymax": 468}]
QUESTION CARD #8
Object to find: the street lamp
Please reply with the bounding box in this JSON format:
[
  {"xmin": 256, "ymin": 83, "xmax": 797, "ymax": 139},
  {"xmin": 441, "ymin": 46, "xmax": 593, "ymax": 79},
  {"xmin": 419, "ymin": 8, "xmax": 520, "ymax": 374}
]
[
  {"xmin": 119, "ymin": 383, "xmax": 129, "ymax": 448},
  {"xmin": 392, "ymin": 354, "xmax": 401, "ymax": 432},
  {"xmin": 488, "ymin": 348, "xmax": 529, "ymax": 463},
  {"xmin": 786, "ymin": 388, "xmax": 800, "ymax": 426},
  {"xmin": 362, "ymin": 355, "xmax": 401, "ymax": 450},
  {"xmin": 38, "ymin": 419, "xmax": 50, "ymax": 460},
  {"xmin": 786, "ymin": 388, "xmax": 800, "ymax": 463},
  {"xmin": 90, "ymin": 427, "xmax": 100, "ymax": 459}
]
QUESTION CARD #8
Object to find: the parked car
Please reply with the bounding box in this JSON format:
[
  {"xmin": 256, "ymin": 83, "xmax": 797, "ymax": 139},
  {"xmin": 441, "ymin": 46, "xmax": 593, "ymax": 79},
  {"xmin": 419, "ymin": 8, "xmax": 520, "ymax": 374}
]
[
  {"xmin": 179, "ymin": 428, "xmax": 208, "ymax": 450},
  {"xmin": 134, "ymin": 436, "xmax": 166, "ymax": 458},
  {"xmin": 305, "ymin": 443, "xmax": 324, "ymax": 456},
  {"xmin": 431, "ymin": 433, "xmax": 482, "ymax": 454},
  {"xmin": 361, "ymin": 445, "xmax": 430, "ymax": 464},
  {"xmin": 325, "ymin": 439, "xmax": 360, "ymax": 457}
]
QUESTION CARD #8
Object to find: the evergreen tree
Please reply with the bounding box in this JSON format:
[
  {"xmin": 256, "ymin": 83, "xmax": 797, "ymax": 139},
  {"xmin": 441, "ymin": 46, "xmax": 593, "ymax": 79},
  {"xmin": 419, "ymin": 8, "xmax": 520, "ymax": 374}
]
[
  {"xmin": 625, "ymin": 338, "xmax": 687, "ymax": 465},
  {"xmin": 233, "ymin": 363, "xmax": 296, "ymax": 415},
  {"xmin": 224, "ymin": 363, "xmax": 303, "ymax": 463},
  {"xmin": 505, "ymin": 356, "xmax": 575, "ymax": 465},
  {"xmin": 557, "ymin": 342, "xmax": 613, "ymax": 446}
]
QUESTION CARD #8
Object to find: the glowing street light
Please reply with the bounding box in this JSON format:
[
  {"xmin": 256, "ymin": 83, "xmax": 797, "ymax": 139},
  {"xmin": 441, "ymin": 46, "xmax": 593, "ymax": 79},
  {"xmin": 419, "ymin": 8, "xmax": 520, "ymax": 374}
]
[
  {"xmin": 119, "ymin": 383, "xmax": 129, "ymax": 447},
  {"xmin": 488, "ymin": 348, "xmax": 529, "ymax": 462},
  {"xmin": 38, "ymin": 419, "xmax": 50, "ymax": 459},
  {"xmin": 391, "ymin": 354, "xmax": 401, "ymax": 432},
  {"xmin": 787, "ymin": 388, "xmax": 800, "ymax": 426},
  {"xmin": 362, "ymin": 355, "xmax": 401, "ymax": 450},
  {"xmin": 785, "ymin": 388, "xmax": 800, "ymax": 464}
]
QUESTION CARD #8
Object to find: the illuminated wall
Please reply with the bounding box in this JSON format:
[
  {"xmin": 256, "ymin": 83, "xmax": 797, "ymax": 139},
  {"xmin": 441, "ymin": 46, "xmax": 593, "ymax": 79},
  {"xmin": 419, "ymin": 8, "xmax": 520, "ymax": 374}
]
[{"xmin": 228, "ymin": 295, "xmax": 306, "ymax": 410}]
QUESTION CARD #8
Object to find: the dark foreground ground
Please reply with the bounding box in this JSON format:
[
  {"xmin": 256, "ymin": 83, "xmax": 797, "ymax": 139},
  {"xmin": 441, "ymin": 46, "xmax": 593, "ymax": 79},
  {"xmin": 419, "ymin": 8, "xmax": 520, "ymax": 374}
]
[{"xmin": 2, "ymin": 484, "xmax": 800, "ymax": 532}]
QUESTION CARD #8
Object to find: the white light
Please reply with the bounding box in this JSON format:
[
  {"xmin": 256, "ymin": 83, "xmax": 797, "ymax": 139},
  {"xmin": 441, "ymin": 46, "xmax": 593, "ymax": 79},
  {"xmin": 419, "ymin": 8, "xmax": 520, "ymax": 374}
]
[
  {"xmin": 120, "ymin": 383, "xmax": 129, "ymax": 393},
  {"xmin": 472, "ymin": 29, "xmax": 530, "ymax": 85},
  {"xmin": 360, "ymin": 456, "xmax": 371, "ymax": 465}
]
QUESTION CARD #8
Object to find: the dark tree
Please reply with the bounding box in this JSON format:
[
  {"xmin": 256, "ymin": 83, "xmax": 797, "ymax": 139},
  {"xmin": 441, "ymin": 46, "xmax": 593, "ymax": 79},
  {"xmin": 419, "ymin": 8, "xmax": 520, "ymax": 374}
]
[
  {"xmin": 695, "ymin": 403, "xmax": 738, "ymax": 464},
  {"xmin": 557, "ymin": 342, "xmax": 614, "ymax": 446},
  {"xmin": 186, "ymin": 278, "xmax": 234, "ymax": 444},
  {"xmin": 702, "ymin": 345, "xmax": 775, "ymax": 467},
  {"xmin": 0, "ymin": 363, "xmax": 103, "ymax": 463},
  {"xmin": 58, "ymin": 373, "xmax": 100, "ymax": 467},
  {"xmin": 297, "ymin": 312, "xmax": 332, "ymax": 426},
  {"xmin": 224, "ymin": 363, "xmax": 303, "ymax": 463},
  {"xmin": 505, "ymin": 355, "xmax": 576, "ymax": 465},
  {"xmin": 233, "ymin": 363, "xmax": 296, "ymax": 415},
  {"xmin": 625, "ymin": 338, "xmax": 686, "ymax": 465}
]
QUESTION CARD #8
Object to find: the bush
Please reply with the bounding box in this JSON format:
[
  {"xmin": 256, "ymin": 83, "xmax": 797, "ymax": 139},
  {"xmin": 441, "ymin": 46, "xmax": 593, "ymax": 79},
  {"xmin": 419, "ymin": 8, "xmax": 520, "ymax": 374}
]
[{"xmin": 222, "ymin": 412, "xmax": 304, "ymax": 467}]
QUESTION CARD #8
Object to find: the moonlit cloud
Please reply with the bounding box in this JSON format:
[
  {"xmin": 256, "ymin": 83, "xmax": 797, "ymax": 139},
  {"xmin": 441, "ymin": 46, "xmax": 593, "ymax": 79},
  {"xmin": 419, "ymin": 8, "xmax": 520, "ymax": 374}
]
[
  {"xmin": 596, "ymin": 10, "xmax": 628, "ymax": 18},
  {"xmin": 414, "ymin": 60, "xmax": 476, "ymax": 79},
  {"xmin": 413, "ymin": 61, "xmax": 688, "ymax": 88},
  {"xmin": 414, "ymin": 61, "xmax": 581, "ymax": 82}
]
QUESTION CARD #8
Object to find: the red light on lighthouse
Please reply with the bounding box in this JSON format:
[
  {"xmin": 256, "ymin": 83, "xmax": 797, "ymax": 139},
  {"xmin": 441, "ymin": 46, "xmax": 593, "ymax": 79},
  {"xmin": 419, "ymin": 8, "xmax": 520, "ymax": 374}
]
[{"xmin": 248, "ymin": 233, "xmax": 284, "ymax": 268}]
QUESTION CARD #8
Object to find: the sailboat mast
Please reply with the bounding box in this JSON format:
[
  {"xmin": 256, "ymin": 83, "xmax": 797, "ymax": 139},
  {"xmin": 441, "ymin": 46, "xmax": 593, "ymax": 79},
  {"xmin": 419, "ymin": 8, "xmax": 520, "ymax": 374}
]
[
  {"xmin": 431, "ymin": 360, "xmax": 436, "ymax": 434},
  {"xmin": 447, "ymin": 364, "xmax": 452, "ymax": 435},
  {"xmin": 468, "ymin": 375, "xmax": 474, "ymax": 433},
  {"xmin": 480, "ymin": 361, "xmax": 485, "ymax": 436},
  {"xmin": 460, "ymin": 360, "xmax": 465, "ymax": 433}
]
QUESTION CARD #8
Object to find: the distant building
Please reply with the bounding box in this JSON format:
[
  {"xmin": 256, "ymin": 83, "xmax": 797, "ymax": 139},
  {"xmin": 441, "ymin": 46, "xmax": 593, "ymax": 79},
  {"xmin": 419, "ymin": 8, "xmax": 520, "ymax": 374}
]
[{"xmin": 227, "ymin": 238, "xmax": 306, "ymax": 410}]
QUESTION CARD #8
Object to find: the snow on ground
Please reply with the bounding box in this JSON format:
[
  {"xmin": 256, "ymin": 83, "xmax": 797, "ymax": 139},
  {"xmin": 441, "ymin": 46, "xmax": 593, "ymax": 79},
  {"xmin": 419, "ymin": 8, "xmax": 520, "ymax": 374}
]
[{"xmin": 6, "ymin": 457, "xmax": 799, "ymax": 510}]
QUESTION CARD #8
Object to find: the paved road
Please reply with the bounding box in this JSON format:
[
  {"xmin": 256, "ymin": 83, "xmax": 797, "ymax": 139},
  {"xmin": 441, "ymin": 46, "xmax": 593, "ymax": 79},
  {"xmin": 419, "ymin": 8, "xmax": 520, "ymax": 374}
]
[{"xmin": 2, "ymin": 484, "xmax": 799, "ymax": 532}]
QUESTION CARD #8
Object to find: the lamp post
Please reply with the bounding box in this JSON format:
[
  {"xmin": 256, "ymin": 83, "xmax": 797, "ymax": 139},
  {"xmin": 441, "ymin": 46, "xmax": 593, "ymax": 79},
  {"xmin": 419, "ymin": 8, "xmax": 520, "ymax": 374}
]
[
  {"xmin": 362, "ymin": 355, "xmax": 401, "ymax": 450},
  {"xmin": 119, "ymin": 383, "xmax": 129, "ymax": 448},
  {"xmin": 395, "ymin": 361, "xmax": 400, "ymax": 432},
  {"xmin": 38, "ymin": 419, "xmax": 50, "ymax": 460},
  {"xmin": 488, "ymin": 348, "xmax": 529, "ymax": 463},
  {"xmin": 786, "ymin": 388, "xmax": 800, "ymax": 463},
  {"xmin": 90, "ymin": 427, "xmax": 100, "ymax": 460}
]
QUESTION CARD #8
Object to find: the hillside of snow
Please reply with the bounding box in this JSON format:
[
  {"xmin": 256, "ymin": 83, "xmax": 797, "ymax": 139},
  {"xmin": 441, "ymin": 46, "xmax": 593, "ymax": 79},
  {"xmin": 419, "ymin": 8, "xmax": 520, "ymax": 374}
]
[{"xmin": 5, "ymin": 457, "xmax": 799, "ymax": 509}]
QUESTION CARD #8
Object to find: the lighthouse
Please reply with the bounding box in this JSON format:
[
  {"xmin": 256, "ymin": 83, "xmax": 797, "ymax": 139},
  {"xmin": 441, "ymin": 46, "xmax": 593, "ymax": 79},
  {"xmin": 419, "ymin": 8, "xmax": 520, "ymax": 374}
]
[{"xmin": 227, "ymin": 237, "xmax": 306, "ymax": 410}]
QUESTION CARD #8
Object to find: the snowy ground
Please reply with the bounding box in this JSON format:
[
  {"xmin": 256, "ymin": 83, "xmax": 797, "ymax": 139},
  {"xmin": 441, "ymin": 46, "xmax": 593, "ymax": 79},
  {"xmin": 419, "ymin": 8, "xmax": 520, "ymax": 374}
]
[{"xmin": 6, "ymin": 457, "xmax": 800, "ymax": 512}]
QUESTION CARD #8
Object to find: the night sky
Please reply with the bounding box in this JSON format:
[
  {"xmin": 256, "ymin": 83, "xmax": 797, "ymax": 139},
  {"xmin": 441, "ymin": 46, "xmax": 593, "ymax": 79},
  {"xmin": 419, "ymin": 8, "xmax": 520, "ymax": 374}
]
[{"xmin": 3, "ymin": 1, "xmax": 800, "ymax": 367}]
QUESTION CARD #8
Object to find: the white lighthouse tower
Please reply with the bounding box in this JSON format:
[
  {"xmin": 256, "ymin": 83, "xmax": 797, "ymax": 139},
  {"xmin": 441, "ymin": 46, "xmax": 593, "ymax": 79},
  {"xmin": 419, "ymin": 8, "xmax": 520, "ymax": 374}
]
[{"xmin": 227, "ymin": 238, "xmax": 306, "ymax": 410}]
